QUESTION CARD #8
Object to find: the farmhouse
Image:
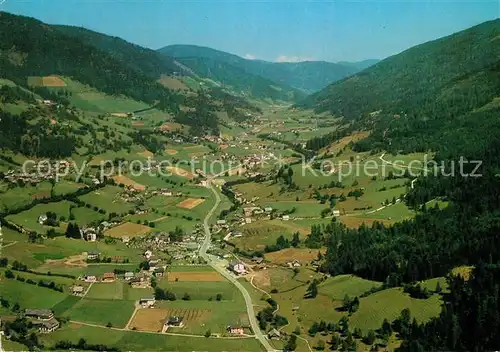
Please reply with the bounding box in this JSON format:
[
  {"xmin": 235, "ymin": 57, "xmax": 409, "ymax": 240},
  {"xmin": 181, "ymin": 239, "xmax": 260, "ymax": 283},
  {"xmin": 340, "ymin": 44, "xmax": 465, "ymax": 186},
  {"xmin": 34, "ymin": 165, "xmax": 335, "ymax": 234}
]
[
  {"xmin": 72, "ymin": 285, "xmax": 85, "ymax": 296},
  {"xmin": 102, "ymin": 272, "xmax": 116, "ymax": 282},
  {"xmin": 24, "ymin": 308, "xmax": 54, "ymax": 320},
  {"xmin": 165, "ymin": 316, "xmax": 184, "ymax": 328},
  {"xmin": 87, "ymin": 251, "xmax": 100, "ymax": 260},
  {"xmin": 227, "ymin": 326, "xmax": 245, "ymax": 335},
  {"xmin": 228, "ymin": 261, "xmax": 246, "ymax": 275},
  {"xmin": 268, "ymin": 328, "xmax": 281, "ymax": 340},
  {"xmin": 83, "ymin": 275, "xmax": 97, "ymax": 282},
  {"xmin": 86, "ymin": 232, "xmax": 97, "ymax": 242},
  {"xmin": 38, "ymin": 213, "xmax": 48, "ymax": 225},
  {"xmin": 153, "ymin": 267, "xmax": 165, "ymax": 277},
  {"xmin": 34, "ymin": 318, "xmax": 60, "ymax": 333},
  {"xmin": 252, "ymin": 256, "xmax": 264, "ymax": 264},
  {"xmin": 139, "ymin": 297, "xmax": 156, "ymax": 308}
]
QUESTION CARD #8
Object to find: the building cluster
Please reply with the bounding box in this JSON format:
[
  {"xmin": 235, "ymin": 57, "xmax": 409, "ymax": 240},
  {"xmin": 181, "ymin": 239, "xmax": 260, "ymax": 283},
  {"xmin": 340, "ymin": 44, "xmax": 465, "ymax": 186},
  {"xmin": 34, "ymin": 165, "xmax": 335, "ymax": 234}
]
[{"xmin": 24, "ymin": 309, "xmax": 60, "ymax": 334}]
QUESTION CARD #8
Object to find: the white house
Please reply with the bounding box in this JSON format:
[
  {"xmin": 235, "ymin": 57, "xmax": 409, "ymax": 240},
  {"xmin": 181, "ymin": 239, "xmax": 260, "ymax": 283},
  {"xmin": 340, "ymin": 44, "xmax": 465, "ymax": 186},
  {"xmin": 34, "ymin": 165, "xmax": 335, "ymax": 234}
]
[
  {"xmin": 139, "ymin": 297, "xmax": 156, "ymax": 308},
  {"xmin": 282, "ymin": 215, "xmax": 290, "ymax": 221},
  {"xmin": 38, "ymin": 214, "xmax": 48, "ymax": 225},
  {"xmin": 228, "ymin": 261, "xmax": 246, "ymax": 275},
  {"xmin": 332, "ymin": 209, "xmax": 341, "ymax": 217}
]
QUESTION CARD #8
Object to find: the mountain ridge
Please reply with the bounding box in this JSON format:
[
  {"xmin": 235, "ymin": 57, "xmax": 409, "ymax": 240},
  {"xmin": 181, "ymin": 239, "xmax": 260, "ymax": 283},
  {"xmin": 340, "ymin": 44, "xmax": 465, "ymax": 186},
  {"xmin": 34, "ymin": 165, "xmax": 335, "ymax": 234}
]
[{"xmin": 159, "ymin": 44, "xmax": 377, "ymax": 93}]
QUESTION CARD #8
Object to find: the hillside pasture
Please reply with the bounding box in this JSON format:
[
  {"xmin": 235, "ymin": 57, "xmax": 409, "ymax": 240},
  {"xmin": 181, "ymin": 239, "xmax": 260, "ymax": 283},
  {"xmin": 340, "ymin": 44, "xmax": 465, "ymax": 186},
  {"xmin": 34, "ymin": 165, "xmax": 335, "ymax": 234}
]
[
  {"xmin": 40, "ymin": 324, "xmax": 262, "ymax": 351},
  {"xmin": 85, "ymin": 282, "xmax": 124, "ymax": 300},
  {"xmin": 78, "ymin": 186, "xmax": 134, "ymax": 214},
  {"xmin": 166, "ymin": 271, "xmax": 224, "ymax": 282},
  {"xmin": 176, "ymin": 197, "xmax": 205, "ymax": 209},
  {"xmin": 349, "ymin": 287, "xmax": 442, "ymax": 332},
  {"xmin": 112, "ymin": 175, "xmax": 146, "ymax": 191},
  {"xmin": 6, "ymin": 200, "xmax": 73, "ymax": 234},
  {"xmin": 318, "ymin": 275, "xmax": 382, "ymax": 300},
  {"xmin": 64, "ymin": 298, "xmax": 135, "ymax": 328},
  {"xmin": 264, "ymin": 248, "xmax": 324, "ymax": 265},
  {"xmin": 104, "ymin": 222, "xmax": 152, "ymax": 238}
]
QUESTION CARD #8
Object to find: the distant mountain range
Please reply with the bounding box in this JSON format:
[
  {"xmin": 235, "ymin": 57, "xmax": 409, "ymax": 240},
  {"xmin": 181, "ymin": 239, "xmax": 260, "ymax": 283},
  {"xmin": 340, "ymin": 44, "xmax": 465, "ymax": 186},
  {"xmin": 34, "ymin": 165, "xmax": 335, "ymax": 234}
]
[{"xmin": 159, "ymin": 44, "xmax": 378, "ymax": 94}]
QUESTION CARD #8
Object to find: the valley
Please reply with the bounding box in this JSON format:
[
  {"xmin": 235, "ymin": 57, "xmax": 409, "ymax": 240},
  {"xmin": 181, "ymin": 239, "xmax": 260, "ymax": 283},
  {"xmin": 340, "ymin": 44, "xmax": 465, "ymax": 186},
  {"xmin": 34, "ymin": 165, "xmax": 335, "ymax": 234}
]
[{"xmin": 0, "ymin": 7, "xmax": 499, "ymax": 352}]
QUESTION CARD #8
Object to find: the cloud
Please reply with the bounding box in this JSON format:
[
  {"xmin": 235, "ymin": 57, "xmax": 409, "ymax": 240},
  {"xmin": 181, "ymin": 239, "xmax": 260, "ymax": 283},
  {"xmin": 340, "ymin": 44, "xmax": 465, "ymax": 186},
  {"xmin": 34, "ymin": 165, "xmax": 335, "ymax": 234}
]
[
  {"xmin": 275, "ymin": 55, "xmax": 314, "ymax": 63},
  {"xmin": 244, "ymin": 53, "xmax": 257, "ymax": 60}
]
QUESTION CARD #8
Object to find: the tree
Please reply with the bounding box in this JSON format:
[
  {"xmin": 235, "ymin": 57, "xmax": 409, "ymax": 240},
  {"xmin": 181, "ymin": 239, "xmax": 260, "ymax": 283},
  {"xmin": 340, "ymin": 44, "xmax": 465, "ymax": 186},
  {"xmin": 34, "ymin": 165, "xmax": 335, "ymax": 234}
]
[
  {"xmin": 0, "ymin": 257, "xmax": 8, "ymax": 267},
  {"xmin": 314, "ymin": 340, "xmax": 325, "ymax": 351},
  {"xmin": 204, "ymin": 329, "xmax": 211, "ymax": 338},
  {"xmin": 5, "ymin": 270, "xmax": 14, "ymax": 279},
  {"xmin": 305, "ymin": 279, "xmax": 318, "ymax": 298},
  {"xmin": 285, "ymin": 334, "xmax": 297, "ymax": 351},
  {"xmin": 216, "ymin": 293, "xmax": 223, "ymax": 301},
  {"xmin": 291, "ymin": 232, "xmax": 300, "ymax": 248},
  {"xmin": 182, "ymin": 292, "xmax": 191, "ymax": 301}
]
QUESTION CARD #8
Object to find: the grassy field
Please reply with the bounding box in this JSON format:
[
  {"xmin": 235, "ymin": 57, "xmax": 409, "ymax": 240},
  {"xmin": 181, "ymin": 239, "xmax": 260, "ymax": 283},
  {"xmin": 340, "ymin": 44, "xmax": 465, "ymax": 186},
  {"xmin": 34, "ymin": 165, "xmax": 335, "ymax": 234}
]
[
  {"xmin": 78, "ymin": 186, "xmax": 134, "ymax": 215},
  {"xmin": 349, "ymin": 287, "xmax": 442, "ymax": 332},
  {"xmin": 39, "ymin": 324, "xmax": 263, "ymax": 352},
  {"xmin": 2, "ymin": 231, "xmax": 142, "ymax": 269},
  {"xmin": 0, "ymin": 273, "xmax": 69, "ymax": 309},
  {"xmin": 85, "ymin": 282, "xmax": 125, "ymax": 300},
  {"xmin": 61, "ymin": 77, "xmax": 151, "ymax": 113},
  {"xmin": 157, "ymin": 280, "xmax": 238, "ymax": 301},
  {"xmin": 0, "ymin": 181, "xmax": 53, "ymax": 211},
  {"xmin": 318, "ymin": 275, "xmax": 382, "ymax": 300},
  {"xmin": 64, "ymin": 298, "xmax": 135, "ymax": 328},
  {"xmin": 6, "ymin": 200, "xmax": 74, "ymax": 234}
]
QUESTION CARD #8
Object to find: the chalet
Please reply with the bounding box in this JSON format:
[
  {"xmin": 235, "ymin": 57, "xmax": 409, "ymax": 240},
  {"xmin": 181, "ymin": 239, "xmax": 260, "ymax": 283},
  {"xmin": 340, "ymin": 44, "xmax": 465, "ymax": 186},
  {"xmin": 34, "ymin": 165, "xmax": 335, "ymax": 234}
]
[
  {"xmin": 332, "ymin": 209, "xmax": 341, "ymax": 217},
  {"xmin": 72, "ymin": 285, "xmax": 85, "ymax": 296},
  {"xmin": 24, "ymin": 309, "xmax": 54, "ymax": 320},
  {"xmin": 87, "ymin": 251, "xmax": 100, "ymax": 260},
  {"xmin": 228, "ymin": 261, "xmax": 246, "ymax": 275},
  {"xmin": 287, "ymin": 259, "xmax": 301, "ymax": 268},
  {"xmin": 227, "ymin": 326, "xmax": 245, "ymax": 335},
  {"xmin": 282, "ymin": 215, "xmax": 290, "ymax": 221},
  {"xmin": 252, "ymin": 257, "xmax": 264, "ymax": 264},
  {"xmin": 102, "ymin": 272, "xmax": 116, "ymax": 282},
  {"xmin": 165, "ymin": 316, "xmax": 184, "ymax": 327},
  {"xmin": 268, "ymin": 328, "xmax": 281, "ymax": 340},
  {"xmin": 38, "ymin": 214, "xmax": 48, "ymax": 225},
  {"xmin": 153, "ymin": 267, "xmax": 165, "ymax": 277},
  {"xmin": 216, "ymin": 220, "xmax": 226, "ymax": 225},
  {"xmin": 83, "ymin": 275, "xmax": 97, "ymax": 283},
  {"xmin": 139, "ymin": 297, "xmax": 156, "ymax": 308},
  {"xmin": 144, "ymin": 250, "xmax": 153, "ymax": 259},
  {"xmin": 34, "ymin": 318, "xmax": 60, "ymax": 333},
  {"xmin": 124, "ymin": 272, "xmax": 135, "ymax": 281},
  {"xmin": 86, "ymin": 232, "xmax": 97, "ymax": 242}
]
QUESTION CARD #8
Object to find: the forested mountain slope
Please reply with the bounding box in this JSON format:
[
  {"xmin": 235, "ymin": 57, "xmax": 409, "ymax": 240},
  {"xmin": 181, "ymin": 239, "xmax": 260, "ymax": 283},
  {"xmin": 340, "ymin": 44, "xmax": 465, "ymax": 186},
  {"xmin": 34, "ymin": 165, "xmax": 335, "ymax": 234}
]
[
  {"xmin": 299, "ymin": 19, "xmax": 500, "ymax": 158},
  {"xmin": 54, "ymin": 25, "xmax": 188, "ymax": 79},
  {"xmin": 0, "ymin": 12, "xmax": 181, "ymax": 113},
  {"xmin": 171, "ymin": 56, "xmax": 305, "ymax": 102},
  {"xmin": 159, "ymin": 44, "xmax": 369, "ymax": 93}
]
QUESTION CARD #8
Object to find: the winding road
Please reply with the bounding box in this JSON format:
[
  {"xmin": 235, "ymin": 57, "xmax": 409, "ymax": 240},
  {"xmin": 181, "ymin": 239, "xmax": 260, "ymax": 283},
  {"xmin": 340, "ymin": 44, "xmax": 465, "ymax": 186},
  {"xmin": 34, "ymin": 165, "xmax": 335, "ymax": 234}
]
[{"xmin": 199, "ymin": 179, "xmax": 277, "ymax": 352}]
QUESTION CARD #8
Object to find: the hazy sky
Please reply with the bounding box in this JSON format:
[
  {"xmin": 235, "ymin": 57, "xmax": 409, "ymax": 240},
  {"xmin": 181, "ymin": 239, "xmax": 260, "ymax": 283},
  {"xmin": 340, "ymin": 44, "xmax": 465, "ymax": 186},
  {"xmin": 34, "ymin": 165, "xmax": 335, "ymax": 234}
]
[{"xmin": 2, "ymin": 0, "xmax": 499, "ymax": 62}]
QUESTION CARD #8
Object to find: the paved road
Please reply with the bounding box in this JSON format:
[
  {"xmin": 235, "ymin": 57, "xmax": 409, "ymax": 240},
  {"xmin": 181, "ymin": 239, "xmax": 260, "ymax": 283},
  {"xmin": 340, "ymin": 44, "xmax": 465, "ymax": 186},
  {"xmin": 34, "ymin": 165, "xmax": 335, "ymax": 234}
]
[{"xmin": 200, "ymin": 180, "xmax": 277, "ymax": 352}]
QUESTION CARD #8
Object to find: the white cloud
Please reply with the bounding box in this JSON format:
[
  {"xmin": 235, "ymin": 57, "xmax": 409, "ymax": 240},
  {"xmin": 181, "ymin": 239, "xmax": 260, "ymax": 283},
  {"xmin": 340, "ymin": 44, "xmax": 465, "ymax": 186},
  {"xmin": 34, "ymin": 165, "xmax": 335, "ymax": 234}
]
[
  {"xmin": 244, "ymin": 53, "xmax": 257, "ymax": 60},
  {"xmin": 275, "ymin": 55, "xmax": 314, "ymax": 63}
]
